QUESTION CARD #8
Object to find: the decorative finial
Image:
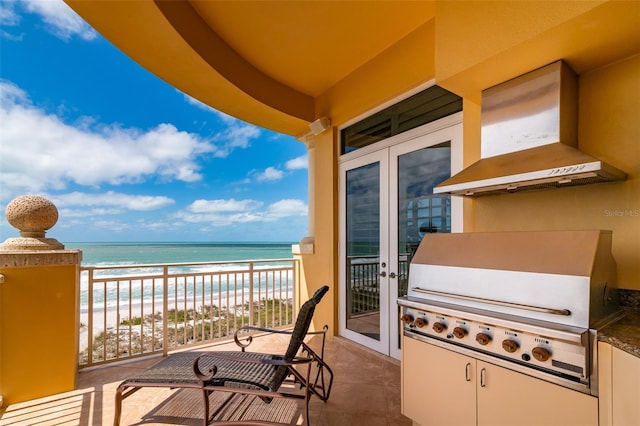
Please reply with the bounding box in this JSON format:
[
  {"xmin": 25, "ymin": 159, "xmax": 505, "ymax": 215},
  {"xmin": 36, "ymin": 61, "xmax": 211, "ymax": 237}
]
[{"xmin": 1, "ymin": 195, "xmax": 64, "ymax": 250}]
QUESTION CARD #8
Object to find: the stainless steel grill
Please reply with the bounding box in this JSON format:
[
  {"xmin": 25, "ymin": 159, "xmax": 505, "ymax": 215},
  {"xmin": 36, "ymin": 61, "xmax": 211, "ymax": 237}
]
[{"xmin": 397, "ymin": 230, "xmax": 621, "ymax": 395}]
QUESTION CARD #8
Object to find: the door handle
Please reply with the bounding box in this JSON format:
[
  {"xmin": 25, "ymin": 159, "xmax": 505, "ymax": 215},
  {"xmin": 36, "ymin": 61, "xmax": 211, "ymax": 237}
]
[
  {"xmin": 465, "ymin": 363, "xmax": 471, "ymax": 382},
  {"xmin": 480, "ymin": 368, "xmax": 486, "ymax": 387},
  {"xmin": 389, "ymin": 272, "xmax": 397, "ymax": 279},
  {"xmin": 379, "ymin": 271, "xmax": 387, "ymax": 277}
]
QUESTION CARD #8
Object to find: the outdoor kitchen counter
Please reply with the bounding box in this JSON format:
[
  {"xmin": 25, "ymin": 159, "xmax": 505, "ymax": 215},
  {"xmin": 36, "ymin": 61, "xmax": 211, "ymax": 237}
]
[{"xmin": 598, "ymin": 309, "xmax": 640, "ymax": 358}]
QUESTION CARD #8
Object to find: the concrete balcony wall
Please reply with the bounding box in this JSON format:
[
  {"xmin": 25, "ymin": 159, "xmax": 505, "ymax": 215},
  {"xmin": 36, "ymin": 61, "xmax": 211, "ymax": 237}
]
[{"xmin": 0, "ymin": 251, "xmax": 81, "ymax": 405}]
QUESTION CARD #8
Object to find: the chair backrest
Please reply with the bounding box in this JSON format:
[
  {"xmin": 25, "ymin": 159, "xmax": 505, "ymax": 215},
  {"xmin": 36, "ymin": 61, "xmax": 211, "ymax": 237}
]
[
  {"xmin": 283, "ymin": 285, "xmax": 329, "ymax": 361},
  {"xmin": 264, "ymin": 285, "xmax": 328, "ymax": 392}
]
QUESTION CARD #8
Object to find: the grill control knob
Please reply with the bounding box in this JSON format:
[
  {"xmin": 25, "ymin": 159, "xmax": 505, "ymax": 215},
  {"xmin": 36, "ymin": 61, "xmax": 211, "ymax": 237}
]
[
  {"xmin": 502, "ymin": 339, "xmax": 519, "ymax": 353},
  {"xmin": 401, "ymin": 314, "xmax": 413, "ymax": 324},
  {"xmin": 453, "ymin": 327, "xmax": 467, "ymax": 339},
  {"xmin": 532, "ymin": 347, "xmax": 551, "ymax": 362},
  {"xmin": 414, "ymin": 317, "xmax": 427, "ymax": 328},
  {"xmin": 432, "ymin": 322, "xmax": 446, "ymax": 333},
  {"xmin": 476, "ymin": 333, "xmax": 491, "ymax": 345}
]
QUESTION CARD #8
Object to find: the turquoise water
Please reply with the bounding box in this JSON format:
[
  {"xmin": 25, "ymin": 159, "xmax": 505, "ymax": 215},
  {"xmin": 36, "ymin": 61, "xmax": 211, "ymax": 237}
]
[
  {"xmin": 74, "ymin": 242, "xmax": 296, "ymax": 309},
  {"xmin": 72, "ymin": 242, "xmax": 295, "ymax": 267}
]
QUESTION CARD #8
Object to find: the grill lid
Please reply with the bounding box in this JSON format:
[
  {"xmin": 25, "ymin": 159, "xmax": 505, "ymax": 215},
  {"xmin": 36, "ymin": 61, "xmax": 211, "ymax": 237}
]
[{"xmin": 408, "ymin": 230, "xmax": 619, "ymax": 328}]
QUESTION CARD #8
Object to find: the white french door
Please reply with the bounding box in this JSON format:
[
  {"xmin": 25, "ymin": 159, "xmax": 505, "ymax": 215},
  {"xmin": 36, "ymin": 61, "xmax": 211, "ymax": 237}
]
[{"xmin": 338, "ymin": 121, "xmax": 462, "ymax": 359}]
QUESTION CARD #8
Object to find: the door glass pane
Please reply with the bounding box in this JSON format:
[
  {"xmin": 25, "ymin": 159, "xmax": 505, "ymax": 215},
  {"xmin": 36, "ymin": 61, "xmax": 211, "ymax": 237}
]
[
  {"xmin": 398, "ymin": 142, "xmax": 451, "ymax": 299},
  {"xmin": 395, "ymin": 143, "xmax": 451, "ymax": 349},
  {"xmin": 345, "ymin": 162, "xmax": 381, "ymax": 341}
]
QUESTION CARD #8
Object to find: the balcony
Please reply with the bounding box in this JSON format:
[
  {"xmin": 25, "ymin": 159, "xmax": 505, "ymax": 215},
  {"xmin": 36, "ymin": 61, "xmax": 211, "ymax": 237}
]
[
  {"xmin": 0, "ymin": 254, "xmax": 408, "ymax": 425},
  {"xmin": 0, "ymin": 335, "xmax": 408, "ymax": 425}
]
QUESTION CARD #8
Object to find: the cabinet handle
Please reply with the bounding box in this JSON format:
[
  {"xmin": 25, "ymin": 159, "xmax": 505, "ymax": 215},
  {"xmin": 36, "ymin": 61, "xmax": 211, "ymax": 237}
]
[
  {"xmin": 465, "ymin": 362, "xmax": 471, "ymax": 382},
  {"xmin": 480, "ymin": 368, "xmax": 486, "ymax": 387}
]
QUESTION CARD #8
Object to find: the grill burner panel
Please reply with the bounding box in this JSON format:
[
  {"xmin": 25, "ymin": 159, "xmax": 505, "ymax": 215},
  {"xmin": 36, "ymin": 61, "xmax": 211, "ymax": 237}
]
[{"xmin": 400, "ymin": 298, "xmax": 589, "ymax": 390}]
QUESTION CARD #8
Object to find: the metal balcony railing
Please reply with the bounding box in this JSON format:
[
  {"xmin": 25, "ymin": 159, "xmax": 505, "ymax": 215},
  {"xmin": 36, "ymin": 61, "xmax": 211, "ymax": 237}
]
[
  {"xmin": 346, "ymin": 255, "xmax": 410, "ymax": 317},
  {"xmin": 79, "ymin": 259, "xmax": 299, "ymax": 368}
]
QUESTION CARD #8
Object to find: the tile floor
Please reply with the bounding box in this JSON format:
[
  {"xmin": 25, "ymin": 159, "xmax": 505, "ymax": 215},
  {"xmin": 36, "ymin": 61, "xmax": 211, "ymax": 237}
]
[{"xmin": 0, "ymin": 334, "xmax": 411, "ymax": 426}]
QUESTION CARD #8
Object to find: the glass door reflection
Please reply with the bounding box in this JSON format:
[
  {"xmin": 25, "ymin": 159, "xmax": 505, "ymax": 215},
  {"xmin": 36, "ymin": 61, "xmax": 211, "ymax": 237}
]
[{"xmin": 345, "ymin": 162, "xmax": 381, "ymax": 340}]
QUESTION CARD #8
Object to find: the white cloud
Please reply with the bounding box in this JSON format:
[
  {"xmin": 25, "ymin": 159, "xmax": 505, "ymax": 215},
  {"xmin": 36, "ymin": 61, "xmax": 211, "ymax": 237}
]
[
  {"xmin": 266, "ymin": 199, "xmax": 308, "ymax": 217},
  {"xmin": 52, "ymin": 191, "xmax": 175, "ymax": 211},
  {"xmin": 213, "ymin": 121, "xmax": 260, "ymax": 157},
  {"xmin": 255, "ymin": 167, "xmax": 285, "ymax": 182},
  {"xmin": 176, "ymin": 198, "xmax": 307, "ymax": 226},
  {"xmin": 20, "ymin": 0, "xmax": 96, "ymax": 41},
  {"xmin": 188, "ymin": 199, "xmax": 262, "ymax": 213},
  {"xmin": 285, "ymin": 155, "xmax": 308, "ymax": 170},
  {"xmin": 182, "ymin": 92, "xmax": 261, "ymax": 158},
  {"xmin": 0, "ymin": 2, "xmax": 20, "ymax": 26},
  {"xmin": 58, "ymin": 207, "xmax": 124, "ymax": 218},
  {"xmin": 0, "ymin": 80, "xmax": 217, "ymax": 200},
  {"xmin": 91, "ymin": 219, "xmax": 130, "ymax": 232}
]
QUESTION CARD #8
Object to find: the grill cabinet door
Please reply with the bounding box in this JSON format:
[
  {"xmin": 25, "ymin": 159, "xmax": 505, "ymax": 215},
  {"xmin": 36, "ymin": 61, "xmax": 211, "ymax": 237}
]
[
  {"xmin": 476, "ymin": 360, "xmax": 598, "ymax": 426},
  {"xmin": 402, "ymin": 336, "xmax": 476, "ymax": 425}
]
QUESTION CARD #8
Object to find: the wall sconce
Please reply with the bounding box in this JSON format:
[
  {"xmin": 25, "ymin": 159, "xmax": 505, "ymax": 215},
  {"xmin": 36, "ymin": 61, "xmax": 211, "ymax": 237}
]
[{"xmin": 309, "ymin": 117, "xmax": 331, "ymax": 135}]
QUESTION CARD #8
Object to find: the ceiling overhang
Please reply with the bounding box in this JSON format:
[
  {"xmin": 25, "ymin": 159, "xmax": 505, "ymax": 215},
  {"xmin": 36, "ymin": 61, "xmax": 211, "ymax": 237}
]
[
  {"xmin": 65, "ymin": 0, "xmax": 436, "ymax": 136},
  {"xmin": 65, "ymin": 1, "xmax": 639, "ymax": 136}
]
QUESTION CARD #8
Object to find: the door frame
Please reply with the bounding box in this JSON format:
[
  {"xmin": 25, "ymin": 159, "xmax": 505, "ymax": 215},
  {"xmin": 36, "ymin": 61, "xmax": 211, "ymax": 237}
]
[
  {"xmin": 338, "ymin": 114, "xmax": 463, "ymax": 358},
  {"xmin": 387, "ymin": 123, "xmax": 464, "ymax": 359}
]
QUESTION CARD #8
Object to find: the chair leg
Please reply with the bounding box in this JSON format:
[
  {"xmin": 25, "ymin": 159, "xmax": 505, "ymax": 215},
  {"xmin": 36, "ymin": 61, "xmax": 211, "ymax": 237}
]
[
  {"xmin": 202, "ymin": 389, "xmax": 211, "ymax": 426},
  {"xmin": 113, "ymin": 385, "xmax": 124, "ymax": 426}
]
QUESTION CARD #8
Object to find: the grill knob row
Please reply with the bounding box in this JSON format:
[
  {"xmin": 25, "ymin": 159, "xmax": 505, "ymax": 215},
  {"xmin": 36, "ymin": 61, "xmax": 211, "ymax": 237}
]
[{"xmin": 402, "ymin": 311, "xmax": 553, "ymax": 364}]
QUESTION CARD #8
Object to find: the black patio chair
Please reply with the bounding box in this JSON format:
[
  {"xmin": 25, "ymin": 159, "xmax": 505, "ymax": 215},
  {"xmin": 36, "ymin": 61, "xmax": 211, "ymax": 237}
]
[{"xmin": 113, "ymin": 285, "xmax": 333, "ymax": 426}]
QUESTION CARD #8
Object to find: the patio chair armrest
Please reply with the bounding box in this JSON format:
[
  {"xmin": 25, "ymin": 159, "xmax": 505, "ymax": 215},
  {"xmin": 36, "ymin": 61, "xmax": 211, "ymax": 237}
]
[
  {"xmin": 233, "ymin": 325, "xmax": 294, "ymax": 350},
  {"xmin": 192, "ymin": 352, "xmax": 313, "ymax": 382},
  {"xmin": 305, "ymin": 324, "xmax": 329, "ymax": 336}
]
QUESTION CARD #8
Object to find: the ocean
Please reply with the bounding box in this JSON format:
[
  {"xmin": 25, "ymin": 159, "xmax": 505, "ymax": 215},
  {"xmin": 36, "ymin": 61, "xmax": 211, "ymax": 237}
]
[
  {"xmin": 74, "ymin": 242, "xmax": 296, "ymax": 311},
  {"xmin": 75, "ymin": 242, "xmax": 297, "ymax": 359},
  {"xmin": 72, "ymin": 242, "xmax": 295, "ymax": 266}
]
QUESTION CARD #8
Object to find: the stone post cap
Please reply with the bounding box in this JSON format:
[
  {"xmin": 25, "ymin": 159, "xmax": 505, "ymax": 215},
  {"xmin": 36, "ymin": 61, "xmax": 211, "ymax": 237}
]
[{"xmin": 1, "ymin": 195, "xmax": 64, "ymax": 250}]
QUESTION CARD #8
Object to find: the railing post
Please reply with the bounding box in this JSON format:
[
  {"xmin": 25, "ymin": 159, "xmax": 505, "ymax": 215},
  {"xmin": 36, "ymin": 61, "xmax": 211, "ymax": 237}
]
[
  {"xmin": 162, "ymin": 265, "xmax": 169, "ymax": 357},
  {"xmin": 87, "ymin": 268, "xmax": 94, "ymax": 366},
  {"xmin": 248, "ymin": 262, "xmax": 254, "ymax": 327}
]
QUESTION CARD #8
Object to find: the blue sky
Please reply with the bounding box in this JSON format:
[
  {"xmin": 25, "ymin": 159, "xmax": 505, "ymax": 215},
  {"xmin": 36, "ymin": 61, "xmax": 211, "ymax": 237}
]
[{"xmin": 0, "ymin": 0, "xmax": 309, "ymax": 243}]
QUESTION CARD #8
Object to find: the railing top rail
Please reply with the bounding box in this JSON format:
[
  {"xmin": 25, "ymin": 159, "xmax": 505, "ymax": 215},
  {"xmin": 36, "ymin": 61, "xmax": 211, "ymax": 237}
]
[{"xmin": 80, "ymin": 257, "xmax": 297, "ymax": 271}]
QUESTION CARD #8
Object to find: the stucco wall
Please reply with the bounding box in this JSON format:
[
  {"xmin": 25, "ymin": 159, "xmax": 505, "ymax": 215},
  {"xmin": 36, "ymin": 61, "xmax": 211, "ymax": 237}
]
[
  {"xmin": 0, "ymin": 256, "xmax": 80, "ymax": 404},
  {"xmin": 317, "ymin": 20, "xmax": 435, "ymax": 128},
  {"xmin": 470, "ymin": 54, "xmax": 640, "ymax": 290},
  {"xmin": 297, "ymin": 129, "xmax": 338, "ymax": 333}
]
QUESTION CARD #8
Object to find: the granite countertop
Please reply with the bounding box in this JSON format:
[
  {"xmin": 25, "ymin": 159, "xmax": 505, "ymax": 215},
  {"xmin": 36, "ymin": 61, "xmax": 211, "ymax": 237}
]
[{"xmin": 597, "ymin": 309, "xmax": 640, "ymax": 358}]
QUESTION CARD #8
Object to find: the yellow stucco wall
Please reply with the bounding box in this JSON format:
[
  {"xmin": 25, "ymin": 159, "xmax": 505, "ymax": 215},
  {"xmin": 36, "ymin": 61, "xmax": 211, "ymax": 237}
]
[
  {"xmin": 317, "ymin": 19, "xmax": 435, "ymax": 128},
  {"xmin": 297, "ymin": 129, "xmax": 338, "ymax": 333},
  {"xmin": 470, "ymin": 55, "xmax": 640, "ymax": 290},
  {"xmin": 435, "ymin": 0, "xmax": 639, "ymax": 103},
  {"xmin": 0, "ymin": 254, "xmax": 80, "ymax": 404}
]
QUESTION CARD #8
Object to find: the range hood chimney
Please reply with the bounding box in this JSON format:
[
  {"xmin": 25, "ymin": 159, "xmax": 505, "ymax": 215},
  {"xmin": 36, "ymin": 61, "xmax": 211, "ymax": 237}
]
[{"xmin": 435, "ymin": 61, "xmax": 626, "ymax": 196}]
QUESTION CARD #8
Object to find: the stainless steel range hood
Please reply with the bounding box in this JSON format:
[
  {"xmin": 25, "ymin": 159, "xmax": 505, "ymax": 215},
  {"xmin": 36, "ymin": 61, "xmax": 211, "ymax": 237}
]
[{"xmin": 435, "ymin": 61, "xmax": 626, "ymax": 196}]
